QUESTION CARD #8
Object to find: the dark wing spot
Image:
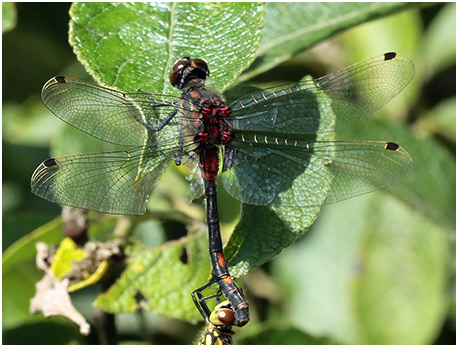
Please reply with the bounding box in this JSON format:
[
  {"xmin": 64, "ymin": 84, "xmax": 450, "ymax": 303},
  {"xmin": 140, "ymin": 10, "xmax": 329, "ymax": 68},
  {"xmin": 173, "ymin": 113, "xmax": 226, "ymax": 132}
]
[
  {"xmin": 43, "ymin": 158, "xmax": 58, "ymax": 167},
  {"xmin": 385, "ymin": 142, "xmax": 400, "ymax": 151},
  {"xmin": 384, "ymin": 52, "xmax": 397, "ymax": 61},
  {"xmin": 55, "ymin": 76, "xmax": 67, "ymax": 83}
]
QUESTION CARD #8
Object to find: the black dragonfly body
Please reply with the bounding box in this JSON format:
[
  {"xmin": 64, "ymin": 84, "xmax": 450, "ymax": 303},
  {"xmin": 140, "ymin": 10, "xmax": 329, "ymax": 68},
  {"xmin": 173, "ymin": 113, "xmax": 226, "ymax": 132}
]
[{"xmin": 31, "ymin": 52, "xmax": 415, "ymax": 325}]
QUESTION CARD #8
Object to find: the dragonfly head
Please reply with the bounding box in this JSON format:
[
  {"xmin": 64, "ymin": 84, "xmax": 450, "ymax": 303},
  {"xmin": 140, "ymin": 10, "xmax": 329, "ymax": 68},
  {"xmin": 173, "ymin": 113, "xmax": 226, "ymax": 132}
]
[{"xmin": 170, "ymin": 57, "xmax": 209, "ymax": 90}]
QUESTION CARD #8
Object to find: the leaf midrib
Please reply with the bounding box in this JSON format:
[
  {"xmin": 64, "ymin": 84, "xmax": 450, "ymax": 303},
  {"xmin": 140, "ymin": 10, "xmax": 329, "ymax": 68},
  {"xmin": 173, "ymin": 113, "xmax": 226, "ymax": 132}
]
[{"xmin": 162, "ymin": 2, "xmax": 178, "ymax": 94}]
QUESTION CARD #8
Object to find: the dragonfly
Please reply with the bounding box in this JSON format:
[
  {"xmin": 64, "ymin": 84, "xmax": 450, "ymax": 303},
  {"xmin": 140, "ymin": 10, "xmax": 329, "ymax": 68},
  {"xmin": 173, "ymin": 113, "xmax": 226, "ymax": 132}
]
[
  {"xmin": 196, "ymin": 300, "xmax": 235, "ymax": 345},
  {"xmin": 31, "ymin": 52, "xmax": 415, "ymax": 326}
]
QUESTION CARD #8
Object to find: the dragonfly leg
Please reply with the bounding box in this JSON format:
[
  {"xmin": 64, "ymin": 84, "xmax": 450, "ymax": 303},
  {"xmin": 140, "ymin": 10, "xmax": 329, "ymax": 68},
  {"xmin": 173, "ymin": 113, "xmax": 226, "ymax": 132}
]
[
  {"xmin": 173, "ymin": 115, "xmax": 186, "ymax": 165},
  {"xmin": 191, "ymin": 282, "xmax": 223, "ymax": 320},
  {"xmin": 133, "ymin": 103, "xmax": 179, "ymax": 132}
]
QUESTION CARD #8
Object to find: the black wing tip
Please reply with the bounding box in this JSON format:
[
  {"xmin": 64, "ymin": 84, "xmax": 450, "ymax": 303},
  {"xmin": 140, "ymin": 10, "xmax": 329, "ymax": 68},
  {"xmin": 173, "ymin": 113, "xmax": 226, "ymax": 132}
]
[
  {"xmin": 43, "ymin": 158, "xmax": 58, "ymax": 167},
  {"xmin": 384, "ymin": 52, "xmax": 397, "ymax": 61},
  {"xmin": 54, "ymin": 76, "xmax": 67, "ymax": 83},
  {"xmin": 385, "ymin": 142, "xmax": 400, "ymax": 151}
]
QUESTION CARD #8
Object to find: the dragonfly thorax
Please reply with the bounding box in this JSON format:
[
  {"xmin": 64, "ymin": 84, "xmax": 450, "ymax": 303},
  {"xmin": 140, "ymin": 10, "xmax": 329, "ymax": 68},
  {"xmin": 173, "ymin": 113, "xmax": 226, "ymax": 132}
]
[
  {"xmin": 181, "ymin": 87, "xmax": 234, "ymax": 148},
  {"xmin": 198, "ymin": 97, "xmax": 233, "ymax": 146},
  {"xmin": 180, "ymin": 86, "xmax": 235, "ymax": 182}
]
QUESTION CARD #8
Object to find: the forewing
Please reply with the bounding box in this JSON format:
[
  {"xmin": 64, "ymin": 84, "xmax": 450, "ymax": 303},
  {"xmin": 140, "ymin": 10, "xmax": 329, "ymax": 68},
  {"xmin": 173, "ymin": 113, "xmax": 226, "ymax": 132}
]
[
  {"xmin": 222, "ymin": 139, "xmax": 412, "ymax": 207},
  {"xmin": 41, "ymin": 76, "xmax": 183, "ymax": 146},
  {"xmin": 30, "ymin": 146, "xmax": 174, "ymax": 215},
  {"xmin": 229, "ymin": 53, "xmax": 415, "ymax": 135}
]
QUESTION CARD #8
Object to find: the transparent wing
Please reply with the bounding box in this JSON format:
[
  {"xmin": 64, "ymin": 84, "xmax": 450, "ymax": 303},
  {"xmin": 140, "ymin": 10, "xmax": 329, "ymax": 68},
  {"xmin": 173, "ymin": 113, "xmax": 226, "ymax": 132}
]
[
  {"xmin": 222, "ymin": 138, "xmax": 413, "ymax": 207},
  {"xmin": 30, "ymin": 145, "xmax": 180, "ymax": 215},
  {"xmin": 41, "ymin": 76, "xmax": 187, "ymax": 146},
  {"xmin": 229, "ymin": 53, "xmax": 415, "ymax": 135}
]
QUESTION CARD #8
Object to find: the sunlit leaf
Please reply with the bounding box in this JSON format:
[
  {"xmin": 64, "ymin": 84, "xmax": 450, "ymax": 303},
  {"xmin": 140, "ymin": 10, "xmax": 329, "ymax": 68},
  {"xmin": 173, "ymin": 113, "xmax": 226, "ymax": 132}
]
[
  {"xmin": 95, "ymin": 230, "xmax": 212, "ymax": 322},
  {"xmin": 69, "ymin": 2, "xmax": 264, "ymax": 94},
  {"xmin": 272, "ymin": 193, "xmax": 450, "ymax": 344},
  {"xmin": 2, "ymin": 2, "xmax": 17, "ymax": 33},
  {"xmin": 239, "ymin": 2, "xmax": 414, "ymax": 82}
]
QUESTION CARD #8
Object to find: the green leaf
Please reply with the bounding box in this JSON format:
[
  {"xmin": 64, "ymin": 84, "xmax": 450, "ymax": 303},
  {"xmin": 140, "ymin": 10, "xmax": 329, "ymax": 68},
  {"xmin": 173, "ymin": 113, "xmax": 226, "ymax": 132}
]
[
  {"xmin": 337, "ymin": 7, "xmax": 422, "ymax": 121},
  {"xmin": 69, "ymin": 2, "xmax": 264, "ymax": 95},
  {"xmin": 3, "ymin": 218, "xmax": 64, "ymax": 328},
  {"xmin": 237, "ymin": 322, "xmax": 338, "ymax": 345},
  {"xmin": 2, "ymin": 2, "xmax": 16, "ymax": 34},
  {"xmin": 272, "ymin": 193, "xmax": 450, "ymax": 344},
  {"xmin": 95, "ymin": 230, "xmax": 212, "ymax": 322},
  {"xmin": 239, "ymin": 2, "xmax": 413, "ymax": 82},
  {"xmin": 392, "ymin": 131, "xmax": 456, "ymax": 231},
  {"xmin": 3, "ymin": 217, "xmax": 64, "ymax": 274},
  {"xmin": 420, "ymin": 2, "xmax": 456, "ymax": 80},
  {"xmin": 2, "ymin": 98, "xmax": 63, "ymax": 147},
  {"xmin": 339, "ymin": 117, "xmax": 456, "ymax": 231},
  {"xmin": 353, "ymin": 201, "xmax": 450, "ymax": 344},
  {"xmin": 416, "ymin": 97, "xmax": 456, "ymax": 142},
  {"xmin": 339, "ymin": 7, "xmax": 422, "ymax": 63},
  {"xmin": 3, "ymin": 321, "xmax": 81, "ymax": 345},
  {"xmin": 227, "ymin": 205, "xmax": 321, "ymax": 277}
]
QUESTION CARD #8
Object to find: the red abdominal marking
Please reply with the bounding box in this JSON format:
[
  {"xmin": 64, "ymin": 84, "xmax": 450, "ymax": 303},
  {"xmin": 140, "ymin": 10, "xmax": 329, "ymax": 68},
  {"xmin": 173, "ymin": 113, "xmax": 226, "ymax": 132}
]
[
  {"xmin": 222, "ymin": 275, "xmax": 234, "ymax": 284},
  {"xmin": 217, "ymin": 252, "xmax": 227, "ymax": 268},
  {"xmin": 200, "ymin": 154, "xmax": 219, "ymax": 180}
]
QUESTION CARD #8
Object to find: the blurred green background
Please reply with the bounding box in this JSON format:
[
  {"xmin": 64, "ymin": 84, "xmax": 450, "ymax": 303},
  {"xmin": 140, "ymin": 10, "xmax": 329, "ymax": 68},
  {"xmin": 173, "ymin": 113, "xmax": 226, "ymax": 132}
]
[{"xmin": 3, "ymin": 2, "xmax": 455, "ymax": 345}]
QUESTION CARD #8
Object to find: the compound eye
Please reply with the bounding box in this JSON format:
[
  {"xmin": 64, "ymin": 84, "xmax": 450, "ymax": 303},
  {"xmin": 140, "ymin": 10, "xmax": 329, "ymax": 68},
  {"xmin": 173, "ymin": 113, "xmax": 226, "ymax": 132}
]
[
  {"xmin": 217, "ymin": 308, "xmax": 235, "ymax": 326},
  {"xmin": 169, "ymin": 57, "xmax": 191, "ymax": 87},
  {"xmin": 169, "ymin": 57, "xmax": 210, "ymax": 89},
  {"xmin": 209, "ymin": 301, "xmax": 235, "ymax": 326},
  {"xmin": 190, "ymin": 58, "xmax": 209, "ymax": 75}
]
